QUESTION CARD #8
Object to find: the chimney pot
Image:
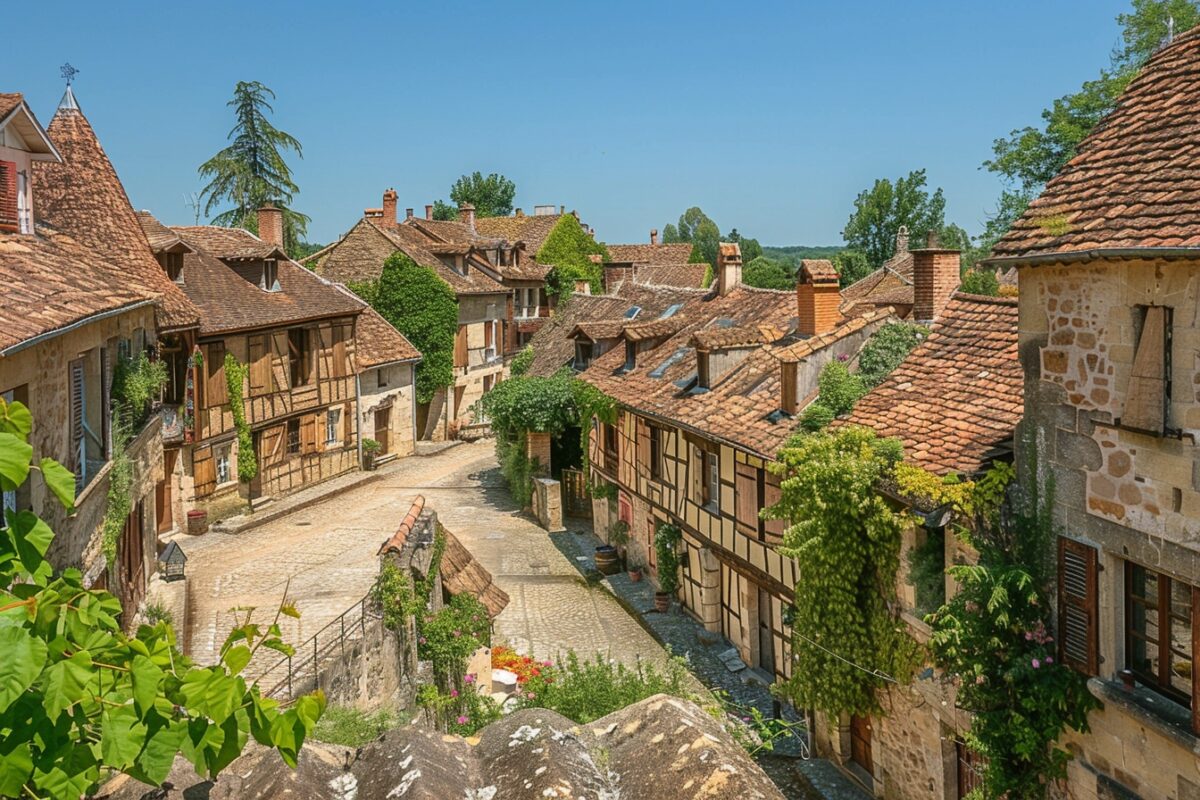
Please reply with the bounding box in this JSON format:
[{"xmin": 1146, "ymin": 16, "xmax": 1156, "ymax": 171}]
[
  {"xmin": 650, "ymin": 228, "xmax": 659, "ymax": 245},
  {"xmin": 458, "ymin": 203, "xmax": 476, "ymax": 229},
  {"xmin": 894, "ymin": 225, "xmax": 910, "ymax": 256},
  {"xmin": 381, "ymin": 188, "xmax": 398, "ymax": 227},
  {"xmin": 925, "ymin": 229, "xmax": 940, "ymax": 248},
  {"xmin": 715, "ymin": 242, "xmax": 743, "ymax": 296},
  {"xmin": 560, "ymin": 205, "xmax": 566, "ymax": 215},
  {"xmin": 515, "ymin": 208, "xmax": 524, "ymax": 217},
  {"xmin": 257, "ymin": 204, "xmax": 284, "ymax": 248},
  {"xmin": 405, "ymin": 207, "xmax": 414, "ymax": 220},
  {"xmin": 795, "ymin": 260, "xmax": 842, "ymax": 336},
  {"xmin": 425, "ymin": 204, "xmax": 433, "ymax": 221}
]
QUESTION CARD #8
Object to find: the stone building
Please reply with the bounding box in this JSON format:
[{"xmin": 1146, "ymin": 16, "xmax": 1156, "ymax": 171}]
[
  {"xmin": 349, "ymin": 304, "xmax": 421, "ymax": 461},
  {"xmin": 308, "ymin": 193, "xmax": 534, "ymax": 438},
  {"xmin": 983, "ymin": 27, "xmax": 1200, "ymax": 800},
  {"xmin": 602, "ymin": 230, "xmax": 704, "ymax": 290},
  {"xmin": 0, "ymin": 88, "xmax": 199, "ymax": 619}
]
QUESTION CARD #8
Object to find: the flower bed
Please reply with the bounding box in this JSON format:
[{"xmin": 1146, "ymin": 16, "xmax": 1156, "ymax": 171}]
[{"xmin": 491, "ymin": 645, "xmax": 552, "ymax": 684}]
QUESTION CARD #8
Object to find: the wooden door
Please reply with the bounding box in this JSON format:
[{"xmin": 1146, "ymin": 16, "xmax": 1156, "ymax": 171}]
[
  {"xmin": 155, "ymin": 449, "xmax": 177, "ymax": 533},
  {"xmin": 119, "ymin": 502, "xmax": 146, "ymax": 623},
  {"xmin": 849, "ymin": 715, "xmax": 873, "ymax": 776},
  {"xmin": 374, "ymin": 407, "xmax": 391, "ymax": 454},
  {"xmin": 757, "ymin": 586, "xmax": 776, "ymax": 674}
]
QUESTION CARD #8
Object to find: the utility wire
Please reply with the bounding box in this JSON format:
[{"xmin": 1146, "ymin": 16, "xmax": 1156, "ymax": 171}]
[{"xmin": 792, "ymin": 631, "xmax": 900, "ymax": 684}]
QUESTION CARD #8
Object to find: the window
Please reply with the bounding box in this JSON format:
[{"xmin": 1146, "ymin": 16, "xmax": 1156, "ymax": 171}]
[
  {"xmin": 702, "ymin": 449, "xmax": 719, "ymax": 508},
  {"xmin": 1122, "ymin": 305, "xmax": 1172, "ymax": 435},
  {"xmin": 1058, "ymin": 538, "xmax": 1099, "ymax": 673},
  {"xmin": 603, "ymin": 423, "xmax": 619, "ymax": 473},
  {"xmin": 377, "ymin": 366, "xmax": 389, "ymax": 388},
  {"xmin": 158, "ymin": 252, "xmax": 184, "ymax": 283},
  {"xmin": 0, "ymin": 160, "xmax": 18, "ymax": 233},
  {"xmin": 624, "ymin": 306, "xmax": 642, "ymax": 320},
  {"xmin": 204, "ymin": 342, "xmax": 227, "ymax": 408},
  {"xmin": 649, "ymin": 426, "xmax": 662, "ymax": 480},
  {"xmin": 574, "ymin": 341, "xmax": 594, "ymax": 371},
  {"xmin": 215, "ymin": 444, "xmax": 232, "ymax": 485},
  {"xmin": 955, "ymin": 740, "xmax": 987, "ymax": 799},
  {"xmin": 16, "ymin": 169, "xmax": 29, "ymax": 234},
  {"xmin": 286, "ymin": 418, "xmax": 301, "ymax": 455},
  {"xmin": 325, "ymin": 408, "xmax": 341, "ymax": 445},
  {"xmin": 1125, "ymin": 561, "xmax": 1197, "ymax": 707},
  {"xmin": 484, "ymin": 320, "xmax": 497, "ymax": 360},
  {"xmin": 261, "ymin": 259, "xmax": 280, "ymax": 291},
  {"xmin": 288, "ymin": 328, "xmax": 312, "ymax": 387}
]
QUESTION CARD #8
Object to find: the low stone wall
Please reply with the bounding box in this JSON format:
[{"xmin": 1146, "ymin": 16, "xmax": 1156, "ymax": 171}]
[{"xmin": 318, "ymin": 615, "xmax": 416, "ymax": 711}]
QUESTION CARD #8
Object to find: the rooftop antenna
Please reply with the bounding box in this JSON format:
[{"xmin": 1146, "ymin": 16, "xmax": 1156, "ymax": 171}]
[
  {"xmin": 58, "ymin": 63, "xmax": 80, "ymax": 111},
  {"xmin": 184, "ymin": 192, "xmax": 202, "ymax": 225},
  {"xmin": 1168, "ymin": 15, "xmax": 1175, "ymax": 43}
]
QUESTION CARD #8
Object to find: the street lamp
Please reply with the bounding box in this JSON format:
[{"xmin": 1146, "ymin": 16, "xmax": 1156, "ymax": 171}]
[{"xmin": 158, "ymin": 541, "xmax": 187, "ymax": 582}]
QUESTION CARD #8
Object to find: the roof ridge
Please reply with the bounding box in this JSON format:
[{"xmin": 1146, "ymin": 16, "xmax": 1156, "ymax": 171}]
[{"xmin": 951, "ymin": 291, "xmax": 1019, "ymax": 305}]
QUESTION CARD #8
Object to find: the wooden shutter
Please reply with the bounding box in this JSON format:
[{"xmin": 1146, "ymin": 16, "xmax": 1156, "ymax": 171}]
[
  {"xmin": 271, "ymin": 331, "xmax": 290, "ymax": 391},
  {"xmin": 331, "ymin": 325, "xmax": 349, "ymax": 378},
  {"xmin": 636, "ymin": 418, "xmax": 650, "ymax": 478},
  {"xmin": 260, "ymin": 424, "xmax": 285, "ymax": 467},
  {"xmin": 300, "ymin": 414, "xmax": 318, "ymax": 454},
  {"xmin": 1058, "ymin": 537, "xmax": 1099, "ymax": 674},
  {"xmin": 69, "ymin": 358, "xmax": 85, "ymax": 475},
  {"xmin": 0, "ymin": 161, "xmax": 17, "ymax": 232},
  {"xmin": 1122, "ymin": 306, "xmax": 1169, "ymax": 434},
  {"xmin": 690, "ymin": 447, "xmax": 704, "ymax": 504},
  {"xmin": 454, "ymin": 325, "xmax": 469, "ymax": 368},
  {"xmin": 762, "ymin": 471, "xmax": 785, "ymax": 543},
  {"xmin": 316, "ymin": 325, "xmax": 334, "ymax": 381},
  {"xmin": 343, "ymin": 401, "xmax": 354, "ymax": 447},
  {"xmin": 205, "ymin": 343, "xmax": 228, "ymax": 407},
  {"xmin": 248, "ymin": 335, "xmax": 271, "ymax": 396},
  {"xmin": 735, "ymin": 463, "xmax": 759, "ymax": 530},
  {"xmin": 193, "ymin": 446, "xmax": 216, "ymax": 498}
]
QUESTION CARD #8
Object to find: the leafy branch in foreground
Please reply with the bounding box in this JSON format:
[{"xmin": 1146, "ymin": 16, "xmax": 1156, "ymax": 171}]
[{"xmin": 0, "ymin": 398, "xmax": 322, "ymax": 798}]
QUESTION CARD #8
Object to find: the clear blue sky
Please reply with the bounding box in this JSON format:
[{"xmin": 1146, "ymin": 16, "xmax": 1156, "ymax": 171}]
[{"xmin": 12, "ymin": 0, "xmax": 1133, "ymax": 247}]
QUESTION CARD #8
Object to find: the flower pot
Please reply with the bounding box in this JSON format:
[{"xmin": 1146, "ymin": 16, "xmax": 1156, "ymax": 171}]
[
  {"xmin": 362, "ymin": 452, "xmax": 377, "ymax": 471},
  {"xmin": 595, "ymin": 545, "xmax": 621, "ymax": 576},
  {"xmin": 654, "ymin": 591, "xmax": 670, "ymax": 613},
  {"xmin": 628, "ymin": 568, "xmax": 642, "ymax": 582},
  {"xmin": 186, "ymin": 509, "xmax": 208, "ymax": 536}
]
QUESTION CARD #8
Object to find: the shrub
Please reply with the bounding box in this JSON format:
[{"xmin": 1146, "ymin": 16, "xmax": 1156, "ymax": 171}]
[
  {"xmin": 111, "ymin": 351, "xmax": 168, "ymax": 429},
  {"xmin": 960, "ymin": 267, "xmax": 1001, "ymax": 297},
  {"xmin": 856, "ymin": 322, "xmax": 928, "ymax": 389},
  {"xmin": 654, "ymin": 522, "xmax": 682, "ymax": 596},
  {"xmin": 815, "ymin": 361, "xmax": 866, "ymax": 416},
  {"xmin": 539, "ymin": 215, "xmax": 608, "ymax": 300},
  {"xmin": 742, "ymin": 256, "xmax": 794, "ymax": 289},
  {"xmin": 312, "ymin": 707, "xmax": 404, "ymax": 747},
  {"xmin": 515, "ymin": 650, "xmax": 694, "ymax": 724},
  {"xmin": 510, "ymin": 344, "xmax": 535, "ymax": 377},
  {"xmin": 419, "ymin": 593, "xmax": 491, "ymax": 685},
  {"xmin": 800, "ymin": 402, "xmax": 835, "ymax": 431}
]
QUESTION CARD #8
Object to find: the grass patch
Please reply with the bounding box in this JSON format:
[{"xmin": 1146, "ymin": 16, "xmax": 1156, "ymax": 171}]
[{"xmin": 311, "ymin": 706, "xmax": 407, "ymax": 747}]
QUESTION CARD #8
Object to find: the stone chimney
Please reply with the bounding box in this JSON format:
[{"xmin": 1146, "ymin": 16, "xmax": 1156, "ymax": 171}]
[
  {"xmin": 515, "ymin": 208, "xmax": 524, "ymax": 217},
  {"xmin": 894, "ymin": 225, "xmax": 910, "ymax": 257},
  {"xmin": 405, "ymin": 207, "xmax": 414, "ymax": 220},
  {"xmin": 715, "ymin": 242, "xmax": 742, "ymax": 296},
  {"xmin": 425, "ymin": 204, "xmax": 433, "ymax": 221},
  {"xmin": 650, "ymin": 228, "xmax": 659, "ymax": 245},
  {"xmin": 458, "ymin": 203, "xmax": 476, "ymax": 229},
  {"xmin": 381, "ymin": 188, "xmax": 398, "ymax": 226},
  {"xmin": 796, "ymin": 260, "xmax": 841, "ymax": 336},
  {"xmin": 257, "ymin": 204, "xmax": 284, "ymax": 248},
  {"xmin": 911, "ymin": 230, "xmax": 960, "ymax": 323}
]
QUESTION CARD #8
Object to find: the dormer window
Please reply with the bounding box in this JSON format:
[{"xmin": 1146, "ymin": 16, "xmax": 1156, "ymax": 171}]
[
  {"xmin": 0, "ymin": 161, "xmax": 30, "ymax": 234},
  {"xmin": 158, "ymin": 252, "xmax": 184, "ymax": 284},
  {"xmin": 697, "ymin": 352, "xmax": 711, "ymax": 389},
  {"xmin": 262, "ymin": 259, "xmax": 280, "ymax": 291}
]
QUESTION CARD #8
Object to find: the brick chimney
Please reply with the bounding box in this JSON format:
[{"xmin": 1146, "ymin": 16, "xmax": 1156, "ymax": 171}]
[
  {"xmin": 381, "ymin": 188, "xmax": 398, "ymax": 226},
  {"xmin": 257, "ymin": 204, "xmax": 284, "ymax": 248},
  {"xmin": 650, "ymin": 228, "xmax": 658, "ymax": 245},
  {"xmin": 405, "ymin": 207, "xmax": 414, "ymax": 220},
  {"xmin": 458, "ymin": 203, "xmax": 476, "ymax": 229},
  {"xmin": 796, "ymin": 260, "xmax": 841, "ymax": 336},
  {"xmin": 425, "ymin": 204, "xmax": 433, "ymax": 221},
  {"xmin": 715, "ymin": 242, "xmax": 742, "ymax": 296},
  {"xmin": 911, "ymin": 230, "xmax": 960, "ymax": 323},
  {"xmin": 515, "ymin": 208, "xmax": 524, "ymax": 217}
]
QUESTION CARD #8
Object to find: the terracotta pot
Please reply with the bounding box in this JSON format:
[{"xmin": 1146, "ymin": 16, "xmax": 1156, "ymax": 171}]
[
  {"xmin": 654, "ymin": 591, "xmax": 670, "ymax": 613},
  {"xmin": 628, "ymin": 568, "xmax": 642, "ymax": 582},
  {"xmin": 186, "ymin": 509, "xmax": 208, "ymax": 536}
]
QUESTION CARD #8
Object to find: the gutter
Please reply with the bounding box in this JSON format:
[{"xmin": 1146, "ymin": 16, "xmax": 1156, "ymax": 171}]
[
  {"xmin": 1, "ymin": 300, "xmax": 156, "ymax": 357},
  {"xmin": 983, "ymin": 247, "xmax": 1200, "ymax": 268}
]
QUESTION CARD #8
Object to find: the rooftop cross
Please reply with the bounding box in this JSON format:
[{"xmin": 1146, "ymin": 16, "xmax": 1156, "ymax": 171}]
[{"xmin": 60, "ymin": 62, "xmax": 79, "ymax": 86}]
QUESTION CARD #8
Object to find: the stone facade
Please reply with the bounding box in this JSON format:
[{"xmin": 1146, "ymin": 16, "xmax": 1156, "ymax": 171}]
[{"xmin": 358, "ymin": 362, "xmax": 416, "ymax": 459}]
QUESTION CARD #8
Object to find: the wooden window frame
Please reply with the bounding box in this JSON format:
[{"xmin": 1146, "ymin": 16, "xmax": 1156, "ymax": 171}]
[
  {"xmin": 1124, "ymin": 560, "xmax": 1197, "ymax": 720},
  {"xmin": 649, "ymin": 425, "xmax": 662, "ymax": 481},
  {"xmin": 325, "ymin": 408, "xmax": 341, "ymax": 445},
  {"xmin": 1058, "ymin": 537, "xmax": 1100, "ymax": 674},
  {"xmin": 1120, "ymin": 305, "xmax": 1173, "ymax": 435},
  {"xmin": 602, "ymin": 423, "xmax": 619, "ymax": 475},
  {"xmin": 0, "ymin": 160, "xmax": 18, "ymax": 233},
  {"xmin": 288, "ymin": 328, "xmax": 312, "ymax": 387},
  {"xmin": 702, "ymin": 449, "xmax": 719, "ymax": 509},
  {"xmin": 286, "ymin": 418, "xmax": 301, "ymax": 455}
]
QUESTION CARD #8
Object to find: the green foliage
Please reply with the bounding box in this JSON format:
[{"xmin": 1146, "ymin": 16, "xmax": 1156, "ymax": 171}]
[
  {"xmin": 197, "ymin": 81, "xmax": 310, "ymax": 255},
  {"xmin": 418, "ymin": 593, "xmax": 492, "ymax": 686},
  {"xmin": 449, "ymin": 172, "xmax": 516, "ymax": 218},
  {"xmin": 843, "ymin": 169, "xmax": 947, "ymax": 268},
  {"xmin": 142, "ymin": 600, "xmax": 173, "ymax": 628},
  {"xmin": 417, "ymin": 681, "xmax": 501, "ymax": 735},
  {"xmin": 100, "ymin": 446, "xmax": 133, "ymax": 567},
  {"xmin": 515, "ymin": 650, "xmax": 694, "ymax": 724},
  {"xmin": 856, "ymin": 322, "xmax": 928, "ymax": 389},
  {"xmin": 927, "ymin": 459, "xmax": 1099, "ymax": 798},
  {"xmin": 663, "ymin": 207, "xmax": 720, "ymax": 267},
  {"xmin": 510, "ymin": 344, "xmax": 535, "ymax": 377},
  {"xmin": 497, "ymin": 433, "xmax": 536, "ymax": 508},
  {"xmin": 799, "ymin": 402, "xmax": 835, "ymax": 432},
  {"xmin": 817, "ymin": 361, "xmax": 866, "ymax": 416},
  {"xmin": 362, "ymin": 438, "xmax": 382, "ymax": 454},
  {"xmin": 373, "ymin": 562, "xmax": 418, "ymax": 631},
  {"xmin": 742, "ymin": 256, "xmax": 794, "ymax": 289},
  {"xmin": 224, "ymin": 354, "xmax": 257, "ymax": 482},
  {"xmin": 714, "ymin": 690, "xmax": 808, "ymax": 755},
  {"xmin": 653, "ymin": 522, "xmax": 682, "ymax": 596},
  {"xmin": 767, "ymin": 427, "xmax": 917, "ymax": 716},
  {"xmin": 830, "ymin": 249, "xmax": 873, "ymax": 287},
  {"xmin": 311, "ymin": 706, "xmax": 404, "ymax": 747},
  {"xmin": 907, "ymin": 526, "xmax": 946, "ymax": 618},
  {"xmin": 961, "ymin": 268, "xmax": 1001, "ymax": 297},
  {"xmin": 539, "ymin": 215, "xmax": 609, "ymax": 300},
  {"xmin": 760, "ymin": 245, "xmax": 844, "ymax": 269},
  {"xmin": 0, "ymin": 399, "xmax": 321, "ymax": 797},
  {"xmin": 431, "ymin": 200, "xmax": 458, "ymax": 221},
  {"xmin": 364, "ymin": 252, "xmax": 459, "ymax": 404},
  {"xmin": 724, "ymin": 228, "xmax": 763, "ymax": 262},
  {"xmin": 111, "ymin": 352, "xmax": 168, "ymax": 430}
]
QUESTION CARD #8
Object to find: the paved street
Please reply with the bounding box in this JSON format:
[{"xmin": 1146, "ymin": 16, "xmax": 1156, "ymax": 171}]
[{"xmin": 182, "ymin": 440, "xmax": 668, "ymax": 672}]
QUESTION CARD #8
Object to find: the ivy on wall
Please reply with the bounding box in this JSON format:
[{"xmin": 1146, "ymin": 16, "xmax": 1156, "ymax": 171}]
[
  {"xmin": 538, "ymin": 215, "xmax": 609, "ymax": 300},
  {"xmin": 224, "ymin": 353, "xmax": 257, "ymax": 482},
  {"xmin": 766, "ymin": 426, "xmax": 918, "ymax": 716},
  {"xmin": 352, "ymin": 252, "xmax": 458, "ymax": 404},
  {"xmin": 653, "ymin": 522, "xmax": 682, "ymax": 596}
]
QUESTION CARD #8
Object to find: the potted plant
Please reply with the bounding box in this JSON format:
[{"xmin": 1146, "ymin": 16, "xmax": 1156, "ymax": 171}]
[
  {"xmin": 628, "ymin": 563, "xmax": 643, "ymax": 582},
  {"xmin": 362, "ymin": 438, "xmax": 382, "ymax": 471},
  {"xmin": 653, "ymin": 522, "xmax": 682, "ymax": 612},
  {"xmin": 608, "ymin": 519, "xmax": 630, "ymax": 567}
]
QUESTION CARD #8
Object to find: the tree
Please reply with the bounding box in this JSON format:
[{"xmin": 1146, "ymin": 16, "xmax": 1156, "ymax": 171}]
[
  {"xmin": 448, "ymin": 172, "xmax": 516, "ymax": 218},
  {"xmin": 842, "ymin": 170, "xmax": 946, "ymax": 269},
  {"xmin": 537, "ymin": 215, "xmax": 609, "ymax": 300},
  {"xmin": 0, "ymin": 398, "xmax": 323, "ymax": 798},
  {"xmin": 663, "ymin": 207, "xmax": 720, "ymax": 266},
  {"xmin": 725, "ymin": 228, "xmax": 763, "ymax": 262},
  {"xmin": 830, "ymin": 249, "xmax": 872, "ymax": 287},
  {"xmin": 432, "ymin": 200, "xmax": 458, "ymax": 221},
  {"xmin": 362, "ymin": 253, "xmax": 459, "ymax": 404},
  {"xmin": 960, "ymin": 268, "xmax": 1001, "ymax": 297},
  {"xmin": 198, "ymin": 81, "xmax": 310, "ymax": 256},
  {"xmin": 742, "ymin": 256, "xmax": 793, "ymax": 289},
  {"xmin": 983, "ymin": 1, "xmax": 1200, "ymax": 245}
]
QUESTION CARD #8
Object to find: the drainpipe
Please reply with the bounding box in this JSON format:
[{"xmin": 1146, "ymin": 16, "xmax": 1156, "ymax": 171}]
[
  {"xmin": 355, "ymin": 372, "xmax": 363, "ymax": 468},
  {"xmin": 410, "ymin": 366, "xmax": 418, "ymax": 453}
]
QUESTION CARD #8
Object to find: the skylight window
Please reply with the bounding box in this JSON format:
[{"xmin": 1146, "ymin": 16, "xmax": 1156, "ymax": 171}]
[
  {"xmin": 649, "ymin": 347, "xmax": 689, "ymax": 379},
  {"xmin": 624, "ymin": 306, "xmax": 642, "ymax": 320},
  {"xmin": 660, "ymin": 303, "xmax": 684, "ymax": 319}
]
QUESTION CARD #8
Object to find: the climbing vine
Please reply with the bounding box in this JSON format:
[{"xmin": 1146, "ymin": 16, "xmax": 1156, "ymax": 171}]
[
  {"xmin": 538, "ymin": 214, "xmax": 609, "ymax": 300},
  {"xmin": 927, "ymin": 456, "xmax": 1099, "ymax": 799},
  {"xmin": 766, "ymin": 426, "xmax": 918, "ymax": 716},
  {"xmin": 224, "ymin": 353, "xmax": 257, "ymax": 482},
  {"xmin": 653, "ymin": 522, "xmax": 682, "ymax": 596}
]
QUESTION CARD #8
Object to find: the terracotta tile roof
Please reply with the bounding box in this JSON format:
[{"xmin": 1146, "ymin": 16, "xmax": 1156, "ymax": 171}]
[
  {"xmin": 353, "ymin": 304, "xmax": 421, "ymax": 368},
  {"xmin": 624, "ymin": 315, "xmax": 688, "ymax": 342},
  {"xmin": 523, "ymin": 283, "xmax": 705, "ymax": 377},
  {"xmin": 771, "ymin": 308, "xmax": 895, "ymax": 364},
  {"xmin": 800, "ymin": 259, "xmax": 839, "ymax": 281},
  {"xmin": 633, "ymin": 262, "xmax": 707, "ymax": 288},
  {"xmin": 992, "ymin": 27, "xmax": 1200, "ymax": 259},
  {"xmin": 572, "ymin": 320, "xmax": 630, "ymax": 341},
  {"xmin": 838, "ymin": 293, "xmax": 1021, "ymax": 475},
  {"xmin": 839, "ymin": 250, "xmax": 914, "ymax": 315},
  {"xmin": 582, "ymin": 285, "xmax": 900, "ymax": 458},
  {"xmin": 440, "ymin": 527, "xmax": 509, "ymax": 619},
  {"xmin": 378, "ymin": 496, "xmax": 425, "ymax": 555},
  {"xmin": 605, "ymin": 242, "xmax": 694, "ymax": 265},
  {"xmin": 475, "ymin": 213, "xmax": 563, "ymax": 254},
  {"xmin": 170, "ymin": 226, "xmax": 286, "ymax": 260},
  {"xmin": 690, "ymin": 323, "xmax": 781, "ymax": 351},
  {"xmin": 0, "ymin": 228, "xmax": 155, "ymax": 352},
  {"xmin": 0, "ymin": 93, "xmax": 23, "ymax": 121},
  {"xmin": 136, "ymin": 213, "xmax": 363, "ymax": 335},
  {"xmin": 33, "ymin": 106, "xmax": 200, "ymax": 331}
]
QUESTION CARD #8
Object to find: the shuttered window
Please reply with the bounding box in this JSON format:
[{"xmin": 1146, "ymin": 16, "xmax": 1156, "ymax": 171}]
[
  {"xmin": 0, "ymin": 161, "xmax": 18, "ymax": 232},
  {"xmin": 1124, "ymin": 561, "xmax": 1198, "ymax": 726},
  {"xmin": 331, "ymin": 325, "xmax": 350, "ymax": 378},
  {"xmin": 204, "ymin": 342, "xmax": 227, "ymax": 407},
  {"xmin": 1058, "ymin": 537, "xmax": 1099, "ymax": 674},
  {"xmin": 248, "ymin": 335, "xmax": 272, "ymax": 396},
  {"xmin": 193, "ymin": 446, "xmax": 217, "ymax": 498},
  {"xmin": 69, "ymin": 359, "xmax": 85, "ymax": 483},
  {"xmin": 1122, "ymin": 305, "xmax": 1171, "ymax": 435},
  {"xmin": 735, "ymin": 463, "xmax": 759, "ymax": 532},
  {"xmin": 762, "ymin": 471, "xmax": 785, "ymax": 543},
  {"xmin": 300, "ymin": 413, "xmax": 319, "ymax": 454},
  {"xmin": 454, "ymin": 325, "xmax": 469, "ymax": 368}
]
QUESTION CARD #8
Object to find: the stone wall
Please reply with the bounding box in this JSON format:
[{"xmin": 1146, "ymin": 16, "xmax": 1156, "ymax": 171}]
[{"xmin": 359, "ymin": 362, "xmax": 416, "ymax": 458}]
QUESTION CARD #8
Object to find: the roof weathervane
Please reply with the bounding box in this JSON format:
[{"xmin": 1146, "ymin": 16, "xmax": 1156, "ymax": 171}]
[{"xmin": 60, "ymin": 62, "xmax": 79, "ymax": 86}]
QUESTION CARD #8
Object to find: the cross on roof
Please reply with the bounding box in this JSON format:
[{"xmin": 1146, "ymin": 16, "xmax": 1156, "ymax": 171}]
[{"xmin": 60, "ymin": 63, "xmax": 79, "ymax": 85}]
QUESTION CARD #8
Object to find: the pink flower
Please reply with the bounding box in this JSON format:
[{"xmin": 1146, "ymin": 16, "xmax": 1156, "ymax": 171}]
[
  {"xmin": 975, "ymin": 675, "xmax": 985, "ymax": 685},
  {"xmin": 418, "ymin": 637, "xmax": 426, "ymax": 644},
  {"xmin": 1031, "ymin": 658, "xmax": 1041, "ymax": 669},
  {"xmin": 457, "ymin": 715, "xmax": 468, "ymax": 725},
  {"xmin": 542, "ymin": 660, "xmax": 553, "ymax": 668},
  {"xmin": 450, "ymin": 689, "xmax": 459, "ymax": 698},
  {"xmin": 453, "ymin": 630, "xmax": 462, "ymax": 638},
  {"xmin": 1045, "ymin": 656, "xmax": 1053, "ymax": 664},
  {"xmin": 464, "ymin": 674, "xmax": 476, "ymax": 684},
  {"xmin": 526, "ymin": 692, "xmax": 537, "ymax": 700}
]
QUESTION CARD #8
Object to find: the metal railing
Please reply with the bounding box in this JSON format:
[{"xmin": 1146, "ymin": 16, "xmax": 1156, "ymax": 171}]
[{"xmin": 255, "ymin": 592, "xmax": 379, "ymax": 700}]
